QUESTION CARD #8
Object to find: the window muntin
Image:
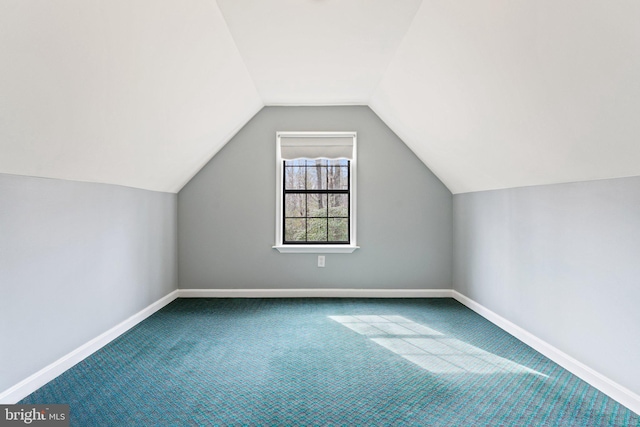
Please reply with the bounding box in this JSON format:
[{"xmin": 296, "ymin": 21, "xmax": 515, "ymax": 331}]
[{"xmin": 283, "ymin": 159, "xmax": 350, "ymax": 244}]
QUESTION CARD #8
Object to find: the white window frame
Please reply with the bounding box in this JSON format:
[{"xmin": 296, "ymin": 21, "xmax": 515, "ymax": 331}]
[{"xmin": 273, "ymin": 131, "xmax": 359, "ymax": 253}]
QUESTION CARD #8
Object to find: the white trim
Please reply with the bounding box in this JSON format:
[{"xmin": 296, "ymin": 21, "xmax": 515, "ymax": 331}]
[
  {"xmin": 276, "ymin": 131, "xmax": 357, "ymax": 138},
  {"xmin": 451, "ymin": 290, "xmax": 640, "ymax": 415},
  {"xmin": 272, "ymin": 245, "xmax": 359, "ymax": 253},
  {"xmin": 0, "ymin": 290, "xmax": 179, "ymax": 404},
  {"xmin": 179, "ymin": 288, "xmax": 453, "ymax": 298},
  {"xmin": 274, "ymin": 131, "xmax": 358, "ymax": 251}
]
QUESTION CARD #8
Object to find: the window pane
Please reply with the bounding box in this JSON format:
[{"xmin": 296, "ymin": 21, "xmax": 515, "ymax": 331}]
[
  {"xmin": 329, "ymin": 218, "xmax": 348, "ymax": 242},
  {"xmin": 279, "ymin": 136, "xmax": 353, "ymax": 246},
  {"xmin": 306, "ymin": 163, "xmax": 327, "ymax": 190},
  {"xmin": 307, "ymin": 194, "xmax": 327, "ymax": 217},
  {"xmin": 285, "ymin": 159, "xmax": 306, "ymax": 167},
  {"xmin": 307, "ymin": 218, "xmax": 328, "ymax": 242},
  {"xmin": 329, "ymin": 194, "xmax": 348, "ymax": 217},
  {"xmin": 327, "ymin": 166, "xmax": 348, "ymax": 190},
  {"xmin": 285, "ymin": 194, "xmax": 306, "ymax": 217},
  {"xmin": 284, "ymin": 218, "xmax": 306, "ymax": 242},
  {"xmin": 307, "ymin": 159, "xmax": 327, "ymax": 167},
  {"xmin": 284, "ymin": 166, "xmax": 305, "ymax": 190}
]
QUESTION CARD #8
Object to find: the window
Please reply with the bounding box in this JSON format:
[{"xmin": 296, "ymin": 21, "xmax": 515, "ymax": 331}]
[
  {"xmin": 273, "ymin": 132, "xmax": 358, "ymax": 253},
  {"xmin": 283, "ymin": 158, "xmax": 349, "ymax": 243}
]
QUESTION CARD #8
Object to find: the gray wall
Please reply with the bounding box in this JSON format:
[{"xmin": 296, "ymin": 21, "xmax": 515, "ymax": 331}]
[
  {"xmin": 179, "ymin": 106, "xmax": 452, "ymax": 289},
  {"xmin": 453, "ymin": 176, "xmax": 640, "ymax": 396},
  {"xmin": 0, "ymin": 174, "xmax": 177, "ymax": 393}
]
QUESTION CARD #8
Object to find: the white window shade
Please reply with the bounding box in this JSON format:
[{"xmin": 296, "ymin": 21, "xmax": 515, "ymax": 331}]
[{"xmin": 280, "ymin": 136, "xmax": 354, "ymax": 160}]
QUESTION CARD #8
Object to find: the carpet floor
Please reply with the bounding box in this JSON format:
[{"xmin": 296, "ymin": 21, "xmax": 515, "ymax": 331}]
[{"xmin": 20, "ymin": 298, "xmax": 640, "ymax": 426}]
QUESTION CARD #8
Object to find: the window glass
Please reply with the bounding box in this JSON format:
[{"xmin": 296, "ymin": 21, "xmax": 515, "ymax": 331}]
[{"xmin": 282, "ymin": 159, "xmax": 350, "ymax": 244}]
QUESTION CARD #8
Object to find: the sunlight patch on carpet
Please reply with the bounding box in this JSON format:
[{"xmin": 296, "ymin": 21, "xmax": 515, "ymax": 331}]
[{"xmin": 329, "ymin": 315, "xmax": 546, "ymax": 376}]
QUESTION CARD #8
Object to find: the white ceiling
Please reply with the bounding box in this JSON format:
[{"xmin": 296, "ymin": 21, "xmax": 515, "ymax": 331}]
[
  {"xmin": 0, "ymin": 0, "xmax": 261, "ymax": 193},
  {"xmin": 215, "ymin": 0, "xmax": 422, "ymax": 105},
  {"xmin": 1, "ymin": 0, "xmax": 639, "ymax": 193},
  {"xmin": 371, "ymin": 0, "xmax": 640, "ymax": 193}
]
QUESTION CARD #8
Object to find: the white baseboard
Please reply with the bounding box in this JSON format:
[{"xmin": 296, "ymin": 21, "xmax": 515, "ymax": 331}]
[
  {"xmin": 452, "ymin": 290, "xmax": 640, "ymax": 416},
  {"xmin": 178, "ymin": 288, "xmax": 454, "ymax": 298},
  {"xmin": 0, "ymin": 290, "xmax": 179, "ymax": 404}
]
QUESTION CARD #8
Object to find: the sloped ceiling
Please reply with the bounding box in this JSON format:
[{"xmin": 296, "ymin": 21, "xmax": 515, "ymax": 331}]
[
  {"xmin": 1, "ymin": 0, "xmax": 639, "ymax": 193},
  {"xmin": 215, "ymin": 0, "xmax": 422, "ymax": 105},
  {"xmin": 0, "ymin": 0, "xmax": 262, "ymax": 193},
  {"xmin": 371, "ymin": 0, "xmax": 640, "ymax": 193}
]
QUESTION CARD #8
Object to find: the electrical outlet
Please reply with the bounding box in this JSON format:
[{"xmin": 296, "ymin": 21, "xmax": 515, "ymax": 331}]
[{"xmin": 318, "ymin": 255, "xmax": 325, "ymax": 268}]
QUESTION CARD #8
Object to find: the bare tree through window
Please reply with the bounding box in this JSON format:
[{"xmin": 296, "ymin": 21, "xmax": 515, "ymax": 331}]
[{"xmin": 283, "ymin": 159, "xmax": 349, "ymax": 243}]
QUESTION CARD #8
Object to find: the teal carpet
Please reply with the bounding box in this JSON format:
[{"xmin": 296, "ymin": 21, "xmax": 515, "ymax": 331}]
[{"xmin": 21, "ymin": 298, "xmax": 639, "ymax": 426}]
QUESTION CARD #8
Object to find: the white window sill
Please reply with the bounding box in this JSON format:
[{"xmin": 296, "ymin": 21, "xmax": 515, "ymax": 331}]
[{"xmin": 273, "ymin": 245, "xmax": 360, "ymax": 254}]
